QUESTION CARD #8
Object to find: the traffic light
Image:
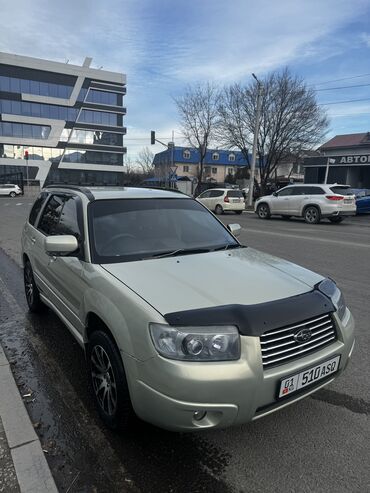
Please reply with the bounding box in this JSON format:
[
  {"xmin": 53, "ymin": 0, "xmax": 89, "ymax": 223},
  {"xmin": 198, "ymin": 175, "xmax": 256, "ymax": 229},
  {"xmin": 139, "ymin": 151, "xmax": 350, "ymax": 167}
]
[
  {"xmin": 151, "ymin": 130, "xmax": 155, "ymax": 145},
  {"xmin": 24, "ymin": 150, "xmax": 29, "ymax": 160}
]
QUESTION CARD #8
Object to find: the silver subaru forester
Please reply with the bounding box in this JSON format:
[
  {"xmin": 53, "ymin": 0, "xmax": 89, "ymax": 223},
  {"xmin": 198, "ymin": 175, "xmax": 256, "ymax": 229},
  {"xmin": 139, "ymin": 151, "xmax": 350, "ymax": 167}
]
[{"xmin": 21, "ymin": 186, "xmax": 355, "ymax": 431}]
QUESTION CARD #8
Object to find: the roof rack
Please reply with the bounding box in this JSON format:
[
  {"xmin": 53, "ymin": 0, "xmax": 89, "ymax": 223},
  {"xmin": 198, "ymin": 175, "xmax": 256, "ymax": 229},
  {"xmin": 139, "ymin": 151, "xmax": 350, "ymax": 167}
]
[
  {"xmin": 43, "ymin": 184, "xmax": 95, "ymax": 201},
  {"xmin": 138, "ymin": 186, "xmax": 187, "ymax": 196}
]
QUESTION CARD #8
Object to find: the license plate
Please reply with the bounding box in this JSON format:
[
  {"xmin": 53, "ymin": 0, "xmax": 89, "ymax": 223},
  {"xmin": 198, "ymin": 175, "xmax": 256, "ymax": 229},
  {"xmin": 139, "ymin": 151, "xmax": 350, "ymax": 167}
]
[
  {"xmin": 279, "ymin": 356, "xmax": 340, "ymax": 398},
  {"xmin": 344, "ymin": 199, "xmax": 353, "ymax": 204}
]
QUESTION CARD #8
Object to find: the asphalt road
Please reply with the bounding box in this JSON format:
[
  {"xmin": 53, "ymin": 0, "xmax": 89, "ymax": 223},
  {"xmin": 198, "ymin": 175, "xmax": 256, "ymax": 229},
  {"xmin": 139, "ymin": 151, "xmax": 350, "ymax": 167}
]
[{"xmin": 0, "ymin": 199, "xmax": 369, "ymax": 493}]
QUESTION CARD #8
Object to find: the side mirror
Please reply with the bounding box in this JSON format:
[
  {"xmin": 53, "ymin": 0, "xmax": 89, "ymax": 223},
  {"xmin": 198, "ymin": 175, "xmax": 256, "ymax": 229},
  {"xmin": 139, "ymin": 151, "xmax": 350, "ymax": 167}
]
[
  {"xmin": 272, "ymin": 191, "xmax": 278, "ymax": 197},
  {"xmin": 44, "ymin": 235, "xmax": 78, "ymax": 256},
  {"xmin": 227, "ymin": 223, "xmax": 241, "ymax": 238}
]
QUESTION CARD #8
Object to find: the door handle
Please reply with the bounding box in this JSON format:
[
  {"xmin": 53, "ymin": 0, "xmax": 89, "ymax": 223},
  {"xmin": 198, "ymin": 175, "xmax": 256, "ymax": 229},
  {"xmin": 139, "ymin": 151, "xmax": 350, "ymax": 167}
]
[{"xmin": 31, "ymin": 237, "xmax": 36, "ymax": 244}]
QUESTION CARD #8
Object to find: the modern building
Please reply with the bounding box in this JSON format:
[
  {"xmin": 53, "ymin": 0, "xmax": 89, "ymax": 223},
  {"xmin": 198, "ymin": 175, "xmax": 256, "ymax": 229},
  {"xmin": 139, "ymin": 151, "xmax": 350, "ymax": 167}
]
[
  {"xmin": 303, "ymin": 133, "xmax": 370, "ymax": 188},
  {"xmin": 153, "ymin": 146, "xmax": 250, "ymax": 184},
  {"xmin": 0, "ymin": 51, "xmax": 126, "ymax": 187}
]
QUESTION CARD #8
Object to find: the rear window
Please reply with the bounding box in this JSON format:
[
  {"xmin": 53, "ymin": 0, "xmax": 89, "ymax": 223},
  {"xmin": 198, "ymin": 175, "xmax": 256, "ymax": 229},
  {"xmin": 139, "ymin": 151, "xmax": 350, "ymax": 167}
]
[
  {"xmin": 227, "ymin": 190, "xmax": 243, "ymax": 198},
  {"xmin": 330, "ymin": 186, "xmax": 353, "ymax": 195}
]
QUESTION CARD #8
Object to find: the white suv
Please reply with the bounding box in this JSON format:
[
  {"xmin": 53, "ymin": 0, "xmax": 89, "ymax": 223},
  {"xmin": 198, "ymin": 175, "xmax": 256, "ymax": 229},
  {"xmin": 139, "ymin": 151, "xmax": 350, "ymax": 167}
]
[
  {"xmin": 197, "ymin": 188, "xmax": 245, "ymax": 214},
  {"xmin": 255, "ymin": 184, "xmax": 356, "ymax": 224},
  {"xmin": 0, "ymin": 183, "xmax": 22, "ymax": 197}
]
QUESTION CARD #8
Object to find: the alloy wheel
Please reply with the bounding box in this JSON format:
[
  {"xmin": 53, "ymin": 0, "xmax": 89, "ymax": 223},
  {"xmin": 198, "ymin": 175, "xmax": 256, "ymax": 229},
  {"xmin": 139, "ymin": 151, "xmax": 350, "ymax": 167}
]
[
  {"xmin": 91, "ymin": 345, "xmax": 118, "ymax": 416},
  {"xmin": 24, "ymin": 265, "xmax": 34, "ymax": 307},
  {"xmin": 258, "ymin": 204, "xmax": 268, "ymax": 218},
  {"xmin": 305, "ymin": 207, "xmax": 318, "ymax": 223}
]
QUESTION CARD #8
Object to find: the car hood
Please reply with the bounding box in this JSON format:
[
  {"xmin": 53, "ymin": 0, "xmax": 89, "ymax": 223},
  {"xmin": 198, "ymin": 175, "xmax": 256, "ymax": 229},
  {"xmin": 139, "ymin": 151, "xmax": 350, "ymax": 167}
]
[{"xmin": 102, "ymin": 247, "xmax": 324, "ymax": 316}]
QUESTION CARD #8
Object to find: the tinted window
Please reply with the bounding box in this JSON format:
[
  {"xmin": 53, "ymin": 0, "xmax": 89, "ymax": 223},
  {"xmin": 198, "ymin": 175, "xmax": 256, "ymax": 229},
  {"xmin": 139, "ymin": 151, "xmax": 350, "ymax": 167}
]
[
  {"xmin": 29, "ymin": 192, "xmax": 49, "ymax": 226},
  {"xmin": 309, "ymin": 186, "xmax": 325, "ymax": 195},
  {"xmin": 38, "ymin": 195, "xmax": 64, "ymax": 235},
  {"xmin": 89, "ymin": 198, "xmax": 239, "ymax": 263},
  {"xmin": 330, "ymin": 186, "xmax": 352, "ymax": 195},
  {"xmin": 210, "ymin": 190, "xmax": 224, "ymax": 197},
  {"xmin": 278, "ymin": 187, "xmax": 294, "ymax": 196},
  {"xmin": 227, "ymin": 190, "xmax": 243, "ymax": 198}
]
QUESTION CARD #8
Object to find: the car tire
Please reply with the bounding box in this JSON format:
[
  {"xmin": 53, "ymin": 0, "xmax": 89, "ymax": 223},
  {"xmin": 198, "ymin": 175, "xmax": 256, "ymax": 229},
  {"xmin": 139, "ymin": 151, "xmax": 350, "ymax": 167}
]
[
  {"xmin": 235, "ymin": 210, "xmax": 243, "ymax": 215},
  {"xmin": 215, "ymin": 204, "xmax": 223, "ymax": 215},
  {"xmin": 329, "ymin": 216, "xmax": 344, "ymax": 223},
  {"xmin": 88, "ymin": 330, "xmax": 134, "ymax": 432},
  {"xmin": 9, "ymin": 192, "xmax": 16, "ymax": 198},
  {"xmin": 24, "ymin": 261, "xmax": 45, "ymax": 313},
  {"xmin": 257, "ymin": 203, "xmax": 271, "ymax": 219},
  {"xmin": 303, "ymin": 206, "xmax": 321, "ymax": 224}
]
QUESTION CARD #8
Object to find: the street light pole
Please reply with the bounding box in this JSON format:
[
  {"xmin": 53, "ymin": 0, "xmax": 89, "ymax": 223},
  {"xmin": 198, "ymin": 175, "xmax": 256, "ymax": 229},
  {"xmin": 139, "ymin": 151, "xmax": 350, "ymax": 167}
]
[
  {"xmin": 248, "ymin": 73, "xmax": 263, "ymax": 207},
  {"xmin": 324, "ymin": 157, "xmax": 336, "ymax": 184}
]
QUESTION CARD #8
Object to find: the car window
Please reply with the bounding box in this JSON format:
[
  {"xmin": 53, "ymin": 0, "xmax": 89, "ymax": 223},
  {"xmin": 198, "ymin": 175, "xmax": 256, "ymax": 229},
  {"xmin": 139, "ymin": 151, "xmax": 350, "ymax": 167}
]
[
  {"xmin": 227, "ymin": 190, "xmax": 243, "ymax": 198},
  {"xmin": 38, "ymin": 195, "xmax": 64, "ymax": 235},
  {"xmin": 330, "ymin": 186, "xmax": 352, "ymax": 195},
  {"xmin": 54, "ymin": 196, "xmax": 83, "ymax": 241},
  {"xmin": 198, "ymin": 191, "xmax": 211, "ymax": 198},
  {"xmin": 308, "ymin": 186, "xmax": 325, "ymax": 195},
  {"xmin": 29, "ymin": 192, "xmax": 49, "ymax": 226},
  {"xmin": 89, "ymin": 198, "xmax": 239, "ymax": 263},
  {"xmin": 210, "ymin": 190, "xmax": 224, "ymax": 197},
  {"xmin": 277, "ymin": 187, "xmax": 294, "ymax": 196}
]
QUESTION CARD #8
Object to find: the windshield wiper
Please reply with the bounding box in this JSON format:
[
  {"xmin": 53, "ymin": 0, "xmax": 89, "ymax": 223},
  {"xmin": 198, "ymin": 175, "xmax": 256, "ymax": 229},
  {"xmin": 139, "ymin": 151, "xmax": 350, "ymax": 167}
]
[
  {"xmin": 213, "ymin": 244, "xmax": 242, "ymax": 251},
  {"xmin": 145, "ymin": 248, "xmax": 212, "ymax": 259}
]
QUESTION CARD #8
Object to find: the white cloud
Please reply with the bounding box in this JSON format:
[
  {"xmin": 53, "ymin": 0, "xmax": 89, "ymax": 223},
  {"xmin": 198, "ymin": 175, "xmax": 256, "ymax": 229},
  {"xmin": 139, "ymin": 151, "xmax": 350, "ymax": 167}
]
[{"xmin": 360, "ymin": 32, "xmax": 370, "ymax": 47}]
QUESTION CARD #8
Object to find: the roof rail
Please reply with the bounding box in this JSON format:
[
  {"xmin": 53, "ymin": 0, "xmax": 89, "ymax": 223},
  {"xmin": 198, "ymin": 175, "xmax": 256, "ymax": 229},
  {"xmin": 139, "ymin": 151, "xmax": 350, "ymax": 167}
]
[
  {"xmin": 138, "ymin": 186, "xmax": 187, "ymax": 196},
  {"xmin": 43, "ymin": 184, "xmax": 95, "ymax": 201}
]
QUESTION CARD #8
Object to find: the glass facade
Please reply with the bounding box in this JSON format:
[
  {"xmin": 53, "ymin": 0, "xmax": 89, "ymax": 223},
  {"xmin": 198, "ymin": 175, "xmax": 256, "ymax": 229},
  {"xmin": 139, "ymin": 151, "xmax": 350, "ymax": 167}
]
[
  {"xmin": 86, "ymin": 89, "xmax": 120, "ymax": 106},
  {"xmin": 63, "ymin": 149, "xmax": 123, "ymax": 165},
  {"xmin": 0, "ymin": 122, "xmax": 50, "ymax": 139},
  {"xmin": 78, "ymin": 109, "xmax": 119, "ymax": 126},
  {"xmin": 0, "ymin": 75, "xmax": 73, "ymax": 98},
  {"xmin": 0, "ymin": 56, "xmax": 126, "ymax": 186}
]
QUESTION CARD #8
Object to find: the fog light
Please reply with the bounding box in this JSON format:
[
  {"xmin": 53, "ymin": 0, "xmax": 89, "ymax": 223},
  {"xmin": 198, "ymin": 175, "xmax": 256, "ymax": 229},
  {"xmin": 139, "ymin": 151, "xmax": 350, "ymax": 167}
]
[{"xmin": 193, "ymin": 410, "xmax": 207, "ymax": 421}]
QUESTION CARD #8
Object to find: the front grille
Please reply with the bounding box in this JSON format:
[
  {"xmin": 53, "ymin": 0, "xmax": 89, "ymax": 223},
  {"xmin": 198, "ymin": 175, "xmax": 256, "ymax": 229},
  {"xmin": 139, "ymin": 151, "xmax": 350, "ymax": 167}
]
[{"xmin": 260, "ymin": 313, "xmax": 336, "ymax": 368}]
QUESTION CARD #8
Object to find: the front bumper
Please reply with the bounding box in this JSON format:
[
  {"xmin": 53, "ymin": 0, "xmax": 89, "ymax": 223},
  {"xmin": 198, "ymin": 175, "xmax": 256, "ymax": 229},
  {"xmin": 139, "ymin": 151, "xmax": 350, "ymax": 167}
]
[{"xmin": 123, "ymin": 310, "xmax": 355, "ymax": 431}]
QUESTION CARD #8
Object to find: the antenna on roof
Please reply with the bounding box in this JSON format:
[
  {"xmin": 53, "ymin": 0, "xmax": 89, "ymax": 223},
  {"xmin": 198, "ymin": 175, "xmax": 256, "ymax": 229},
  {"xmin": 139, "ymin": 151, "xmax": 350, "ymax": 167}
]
[{"xmin": 65, "ymin": 59, "xmax": 69, "ymax": 64}]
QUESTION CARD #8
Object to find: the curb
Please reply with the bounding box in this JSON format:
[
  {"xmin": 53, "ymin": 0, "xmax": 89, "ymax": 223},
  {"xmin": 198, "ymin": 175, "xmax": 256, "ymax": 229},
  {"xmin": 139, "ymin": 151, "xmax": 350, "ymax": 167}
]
[{"xmin": 0, "ymin": 344, "xmax": 58, "ymax": 492}]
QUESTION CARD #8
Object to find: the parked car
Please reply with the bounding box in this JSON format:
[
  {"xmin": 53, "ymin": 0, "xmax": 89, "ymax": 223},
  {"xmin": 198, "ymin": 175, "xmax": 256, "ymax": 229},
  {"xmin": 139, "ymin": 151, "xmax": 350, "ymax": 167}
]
[
  {"xmin": 0, "ymin": 183, "xmax": 22, "ymax": 197},
  {"xmin": 255, "ymin": 184, "xmax": 356, "ymax": 224},
  {"xmin": 197, "ymin": 188, "xmax": 245, "ymax": 214},
  {"xmin": 22, "ymin": 186, "xmax": 355, "ymax": 432},
  {"xmin": 350, "ymin": 188, "xmax": 370, "ymax": 214}
]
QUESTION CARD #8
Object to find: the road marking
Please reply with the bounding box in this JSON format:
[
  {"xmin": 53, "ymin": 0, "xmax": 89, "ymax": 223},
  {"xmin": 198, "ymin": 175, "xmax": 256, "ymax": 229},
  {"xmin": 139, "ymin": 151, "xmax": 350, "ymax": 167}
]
[
  {"xmin": 243, "ymin": 227, "xmax": 370, "ymax": 249},
  {"xmin": 16, "ymin": 203, "xmax": 23, "ymax": 206}
]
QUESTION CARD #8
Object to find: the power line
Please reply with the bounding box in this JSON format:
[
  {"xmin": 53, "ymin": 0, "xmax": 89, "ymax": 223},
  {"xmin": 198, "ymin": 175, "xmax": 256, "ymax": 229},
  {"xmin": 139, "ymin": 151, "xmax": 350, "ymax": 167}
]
[
  {"xmin": 315, "ymin": 83, "xmax": 370, "ymax": 92},
  {"xmin": 310, "ymin": 73, "xmax": 370, "ymax": 87},
  {"xmin": 319, "ymin": 97, "xmax": 370, "ymax": 105}
]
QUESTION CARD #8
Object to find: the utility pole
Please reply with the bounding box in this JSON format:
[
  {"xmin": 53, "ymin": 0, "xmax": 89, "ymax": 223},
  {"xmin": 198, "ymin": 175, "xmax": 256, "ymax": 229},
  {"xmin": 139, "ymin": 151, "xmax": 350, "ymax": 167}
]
[
  {"xmin": 248, "ymin": 73, "xmax": 263, "ymax": 207},
  {"xmin": 324, "ymin": 157, "xmax": 336, "ymax": 184}
]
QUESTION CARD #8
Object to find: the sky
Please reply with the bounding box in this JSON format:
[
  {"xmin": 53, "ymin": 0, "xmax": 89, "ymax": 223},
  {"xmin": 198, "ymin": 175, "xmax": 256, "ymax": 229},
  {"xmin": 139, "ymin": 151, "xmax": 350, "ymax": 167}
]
[{"xmin": 1, "ymin": 0, "xmax": 370, "ymax": 160}]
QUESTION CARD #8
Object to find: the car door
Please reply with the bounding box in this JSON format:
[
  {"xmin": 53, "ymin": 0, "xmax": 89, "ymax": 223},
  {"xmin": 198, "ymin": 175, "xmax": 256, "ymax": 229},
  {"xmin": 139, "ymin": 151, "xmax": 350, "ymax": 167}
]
[
  {"xmin": 283, "ymin": 186, "xmax": 307, "ymax": 215},
  {"xmin": 209, "ymin": 190, "xmax": 224, "ymax": 210},
  {"xmin": 197, "ymin": 190, "xmax": 212, "ymax": 209},
  {"xmin": 270, "ymin": 187, "xmax": 294, "ymax": 214},
  {"xmin": 33, "ymin": 194, "xmax": 86, "ymax": 334}
]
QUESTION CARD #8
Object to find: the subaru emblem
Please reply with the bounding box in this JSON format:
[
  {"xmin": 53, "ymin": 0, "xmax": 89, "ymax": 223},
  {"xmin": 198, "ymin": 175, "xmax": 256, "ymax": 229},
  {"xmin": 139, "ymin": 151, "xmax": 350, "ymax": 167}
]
[{"xmin": 294, "ymin": 328, "xmax": 312, "ymax": 343}]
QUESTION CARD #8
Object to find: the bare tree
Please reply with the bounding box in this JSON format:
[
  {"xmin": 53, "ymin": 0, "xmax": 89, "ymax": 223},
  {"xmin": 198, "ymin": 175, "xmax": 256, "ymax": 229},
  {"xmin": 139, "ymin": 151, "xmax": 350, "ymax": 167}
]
[
  {"xmin": 136, "ymin": 147, "xmax": 155, "ymax": 175},
  {"xmin": 217, "ymin": 68, "xmax": 329, "ymax": 192},
  {"xmin": 175, "ymin": 83, "xmax": 219, "ymax": 193}
]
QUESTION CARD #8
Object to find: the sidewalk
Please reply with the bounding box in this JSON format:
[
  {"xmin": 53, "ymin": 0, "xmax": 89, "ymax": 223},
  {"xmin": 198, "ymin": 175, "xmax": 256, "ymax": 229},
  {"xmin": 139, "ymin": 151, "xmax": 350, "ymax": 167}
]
[{"xmin": 0, "ymin": 344, "xmax": 57, "ymax": 493}]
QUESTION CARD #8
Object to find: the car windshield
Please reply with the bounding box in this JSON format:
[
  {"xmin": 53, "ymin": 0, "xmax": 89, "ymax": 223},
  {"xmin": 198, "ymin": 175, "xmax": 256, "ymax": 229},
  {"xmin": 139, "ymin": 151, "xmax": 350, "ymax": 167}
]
[
  {"xmin": 89, "ymin": 198, "xmax": 240, "ymax": 263},
  {"xmin": 227, "ymin": 190, "xmax": 243, "ymax": 198},
  {"xmin": 330, "ymin": 186, "xmax": 353, "ymax": 195}
]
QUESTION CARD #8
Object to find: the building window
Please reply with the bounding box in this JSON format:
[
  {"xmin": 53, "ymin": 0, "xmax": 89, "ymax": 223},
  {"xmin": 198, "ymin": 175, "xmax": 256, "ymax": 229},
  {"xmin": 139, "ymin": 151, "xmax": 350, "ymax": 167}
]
[
  {"xmin": 212, "ymin": 167, "xmax": 217, "ymax": 174},
  {"xmin": 212, "ymin": 152, "xmax": 219, "ymax": 160},
  {"xmin": 183, "ymin": 165, "xmax": 189, "ymax": 172},
  {"xmin": 204, "ymin": 166, "xmax": 211, "ymax": 173},
  {"xmin": 228, "ymin": 153, "xmax": 235, "ymax": 162},
  {"xmin": 183, "ymin": 149, "xmax": 190, "ymax": 159},
  {"xmin": 78, "ymin": 109, "xmax": 119, "ymax": 126},
  {"xmin": 228, "ymin": 167, "xmax": 234, "ymax": 174},
  {"xmin": 0, "ymin": 99, "xmax": 78, "ymax": 122},
  {"xmin": 0, "ymin": 122, "xmax": 51, "ymax": 140},
  {"xmin": 62, "ymin": 148, "xmax": 123, "ymax": 166},
  {"xmin": 0, "ymin": 75, "xmax": 73, "ymax": 99},
  {"xmin": 65, "ymin": 129, "xmax": 123, "ymax": 146},
  {"xmin": 86, "ymin": 89, "xmax": 120, "ymax": 106}
]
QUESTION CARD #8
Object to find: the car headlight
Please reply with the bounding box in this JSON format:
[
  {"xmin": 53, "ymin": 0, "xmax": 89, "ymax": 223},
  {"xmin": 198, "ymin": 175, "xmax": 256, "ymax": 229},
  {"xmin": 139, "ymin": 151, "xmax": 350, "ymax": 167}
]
[
  {"xmin": 149, "ymin": 324, "xmax": 240, "ymax": 361},
  {"xmin": 318, "ymin": 278, "xmax": 347, "ymax": 320}
]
